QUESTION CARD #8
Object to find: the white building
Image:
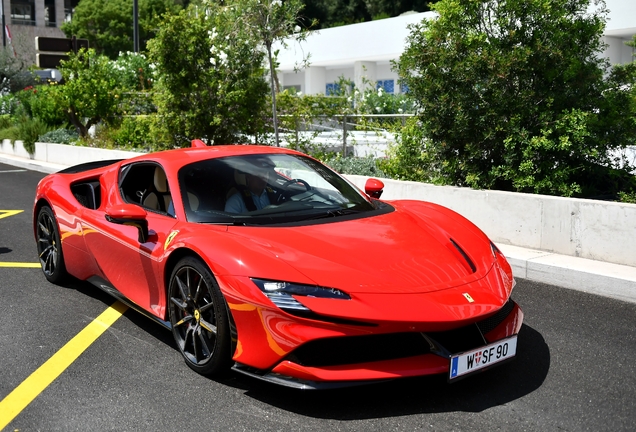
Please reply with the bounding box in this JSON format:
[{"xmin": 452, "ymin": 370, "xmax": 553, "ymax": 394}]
[{"xmin": 276, "ymin": 1, "xmax": 636, "ymax": 96}]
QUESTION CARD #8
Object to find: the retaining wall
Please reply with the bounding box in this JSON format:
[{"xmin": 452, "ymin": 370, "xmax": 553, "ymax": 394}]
[{"xmin": 347, "ymin": 176, "xmax": 635, "ymax": 268}]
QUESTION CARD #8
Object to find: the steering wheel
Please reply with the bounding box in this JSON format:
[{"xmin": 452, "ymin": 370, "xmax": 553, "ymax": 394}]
[{"xmin": 282, "ymin": 179, "xmax": 311, "ymax": 191}]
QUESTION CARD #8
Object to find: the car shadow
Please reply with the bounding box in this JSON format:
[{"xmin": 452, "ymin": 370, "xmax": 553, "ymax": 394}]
[
  {"xmin": 65, "ymin": 278, "xmax": 549, "ymax": 418},
  {"xmin": 0, "ymin": 246, "xmax": 12, "ymax": 254}
]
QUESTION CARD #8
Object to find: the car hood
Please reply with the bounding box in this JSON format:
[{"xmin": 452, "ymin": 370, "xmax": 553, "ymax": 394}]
[{"xmin": 227, "ymin": 204, "xmax": 494, "ymax": 294}]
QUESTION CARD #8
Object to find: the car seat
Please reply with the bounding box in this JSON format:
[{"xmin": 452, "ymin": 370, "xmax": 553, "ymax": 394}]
[{"xmin": 142, "ymin": 167, "xmax": 172, "ymax": 213}]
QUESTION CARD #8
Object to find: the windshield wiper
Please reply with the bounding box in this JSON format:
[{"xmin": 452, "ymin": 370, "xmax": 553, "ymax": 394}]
[{"xmin": 308, "ymin": 208, "xmax": 361, "ymax": 220}]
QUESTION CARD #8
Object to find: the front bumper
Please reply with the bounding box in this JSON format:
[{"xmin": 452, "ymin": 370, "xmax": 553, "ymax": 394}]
[{"xmin": 231, "ymin": 301, "xmax": 523, "ymax": 389}]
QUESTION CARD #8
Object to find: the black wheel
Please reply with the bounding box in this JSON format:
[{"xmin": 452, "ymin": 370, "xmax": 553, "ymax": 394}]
[
  {"xmin": 36, "ymin": 206, "xmax": 67, "ymax": 284},
  {"xmin": 168, "ymin": 256, "xmax": 231, "ymax": 376}
]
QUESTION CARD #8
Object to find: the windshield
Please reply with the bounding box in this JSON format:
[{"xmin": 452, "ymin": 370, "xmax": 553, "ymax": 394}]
[{"xmin": 178, "ymin": 153, "xmax": 384, "ymax": 225}]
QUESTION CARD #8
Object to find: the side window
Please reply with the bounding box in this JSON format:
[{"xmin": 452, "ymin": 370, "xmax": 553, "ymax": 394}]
[
  {"xmin": 71, "ymin": 180, "xmax": 101, "ymax": 210},
  {"xmin": 119, "ymin": 163, "xmax": 174, "ymax": 217}
]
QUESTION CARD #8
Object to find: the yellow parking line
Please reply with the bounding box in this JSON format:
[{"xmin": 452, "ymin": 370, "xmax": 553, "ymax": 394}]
[
  {"xmin": 0, "ymin": 262, "xmax": 41, "ymax": 268},
  {"xmin": 0, "ymin": 210, "xmax": 23, "ymax": 220},
  {"xmin": 0, "ymin": 301, "xmax": 129, "ymax": 430}
]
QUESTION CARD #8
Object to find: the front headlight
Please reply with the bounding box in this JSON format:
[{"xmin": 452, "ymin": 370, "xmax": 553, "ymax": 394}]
[{"xmin": 251, "ymin": 278, "xmax": 350, "ymax": 311}]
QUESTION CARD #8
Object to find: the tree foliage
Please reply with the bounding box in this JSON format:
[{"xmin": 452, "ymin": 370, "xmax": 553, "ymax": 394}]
[
  {"xmin": 148, "ymin": 3, "xmax": 269, "ymax": 147},
  {"xmin": 58, "ymin": 49, "xmax": 121, "ymax": 137},
  {"xmin": 396, "ymin": 0, "xmax": 636, "ymax": 197},
  {"xmin": 236, "ymin": 0, "xmax": 314, "ymax": 146},
  {"xmin": 62, "ymin": 0, "xmax": 182, "ymax": 59},
  {"xmin": 302, "ymin": 1, "xmax": 433, "ymax": 27}
]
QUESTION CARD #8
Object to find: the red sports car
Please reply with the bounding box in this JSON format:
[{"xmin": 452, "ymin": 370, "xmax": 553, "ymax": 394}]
[{"xmin": 34, "ymin": 143, "xmax": 523, "ymax": 389}]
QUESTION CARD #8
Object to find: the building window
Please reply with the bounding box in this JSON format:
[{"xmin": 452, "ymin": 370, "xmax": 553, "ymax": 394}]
[
  {"xmin": 326, "ymin": 83, "xmax": 340, "ymax": 96},
  {"xmin": 376, "ymin": 80, "xmax": 395, "ymax": 94},
  {"xmin": 45, "ymin": 0, "xmax": 56, "ymax": 27},
  {"xmin": 11, "ymin": 1, "xmax": 36, "ymax": 26},
  {"xmin": 65, "ymin": 0, "xmax": 79, "ymax": 22},
  {"xmin": 283, "ymin": 85, "xmax": 301, "ymax": 93},
  {"xmin": 400, "ymin": 83, "xmax": 409, "ymax": 94}
]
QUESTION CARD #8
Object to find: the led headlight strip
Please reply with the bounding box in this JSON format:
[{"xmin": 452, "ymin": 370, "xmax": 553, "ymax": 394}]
[{"xmin": 251, "ymin": 278, "xmax": 351, "ymax": 311}]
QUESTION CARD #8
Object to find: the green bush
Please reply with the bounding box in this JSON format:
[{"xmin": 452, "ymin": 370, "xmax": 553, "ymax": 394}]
[
  {"xmin": 149, "ymin": 3, "xmax": 269, "ymax": 146},
  {"xmin": 0, "ymin": 94, "xmax": 19, "ymax": 116},
  {"xmin": 17, "ymin": 117, "xmax": 50, "ymax": 153},
  {"xmin": 0, "ymin": 125, "xmax": 19, "ymax": 141},
  {"xmin": 379, "ymin": 117, "xmax": 435, "ymax": 183},
  {"xmin": 38, "ymin": 128, "xmax": 79, "ymax": 144},
  {"xmin": 114, "ymin": 116, "xmax": 154, "ymax": 149},
  {"xmin": 396, "ymin": 0, "xmax": 636, "ymax": 197},
  {"xmin": 28, "ymin": 84, "xmax": 68, "ymax": 128},
  {"xmin": 618, "ymin": 191, "xmax": 636, "ymax": 204}
]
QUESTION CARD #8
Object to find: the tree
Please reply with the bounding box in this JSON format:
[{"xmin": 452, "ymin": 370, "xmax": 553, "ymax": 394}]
[
  {"xmin": 61, "ymin": 0, "xmax": 181, "ymax": 59},
  {"xmin": 300, "ymin": 1, "xmax": 434, "ymax": 28},
  {"xmin": 148, "ymin": 2, "xmax": 269, "ymax": 146},
  {"xmin": 364, "ymin": 1, "xmax": 432, "ymax": 18},
  {"xmin": 236, "ymin": 0, "xmax": 314, "ymax": 146},
  {"xmin": 58, "ymin": 49, "xmax": 121, "ymax": 137},
  {"xmin": 396, "ymin": 0, "xmax": 636, "ymax": 197}
]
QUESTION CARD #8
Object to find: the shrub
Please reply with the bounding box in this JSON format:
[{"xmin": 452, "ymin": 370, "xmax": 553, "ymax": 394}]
[
  {"xmin": 618, "ymin": 191, "xmax": 636, "ymax": 204},
  {"xmin": 148, "ymin": 3, "xmax": 269, "ymax": 146},
  {"xmin": 38, "ymin": 128, "xmax": 79, "ymax": 144},
  {"xmin": 114, "ymin": 116, "xmax": 154, "ymax": 149},
  {"xmin": 396, "ymin": 0, "xmax": 636, "ymax": 196},
  {"xmin": 17, "ymin": 117, "xmax": 50, "ymax": 153},
  {"xmin": 58, "ymin": 48, "xmax": 121, "ymax": 138},
  {"xmin": 379, "ymin": 117, "xmax": 435, "ymax": 183},
  {"xmin": 28, "ymin": 84, "xmax": 68, "ymax": 128}
]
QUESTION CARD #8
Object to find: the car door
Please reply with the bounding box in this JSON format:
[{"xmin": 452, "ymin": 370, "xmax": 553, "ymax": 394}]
[{"xmin": 82, "ymin": 162, "xmax": 178, "ymax": 316}]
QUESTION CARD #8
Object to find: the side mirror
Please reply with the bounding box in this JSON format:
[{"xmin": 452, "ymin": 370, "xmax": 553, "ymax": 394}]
[
  {"xmin": 365, "ymin": 178, "xmax": 384, "ymax": 199},
  {"xmin": 105, "ymin": 204, "xmax": 149, "ymax": 243}
]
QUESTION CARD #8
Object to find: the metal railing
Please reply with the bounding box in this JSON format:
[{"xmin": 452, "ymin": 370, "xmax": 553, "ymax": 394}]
[{"xmin": 279, "ymin": 113, "xmax": 414, "ymax": 155}]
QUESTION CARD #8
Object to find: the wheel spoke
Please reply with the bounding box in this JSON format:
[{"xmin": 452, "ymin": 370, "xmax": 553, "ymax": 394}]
[
  {"xmin": 174, "ymin": 315, "xmax": 193, "ymax": 327},
  {"xmin": 175, "ymin": 275, "xmax": 189, "ymax": 300},
  {"xmin": 182, "ymin": 324, "xmax": 194, "ymax": 352},
  {"xmin": 197, "ymin": 328, "xmax": 213, "ymax": 358},
  {"xmin": 39, "ymin": 244, "xmax": 54, "ymax": 259},
  {"xmin": 38, "ymin": 220, "xmax": 50, "ymax": 237},
  {"xmin": 199, "ymin": 301, "xmax": 214, "ymax": 313},
  {"xmin": 193, "ymin": 326, "xmax": 204, "ymax": 362},
  {"xmin": 199, "ymin": 318, "xmax": 217, "ymax": 335},
  {"xmin": 193, "ymin": 278, "xmax": 203, "ymax": 302},
  {"xmin": 44, "ymin": 253, "xmax": 52, "ymax": 274},
  {"xmin": 170, "ymin": 296, "xmax": 188, "ymax": 311}
]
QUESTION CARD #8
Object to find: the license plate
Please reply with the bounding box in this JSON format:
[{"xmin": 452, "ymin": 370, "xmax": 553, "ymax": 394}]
[{"xmin": 449, "ymin": 336, "xmax": 517, "ymax": 380}]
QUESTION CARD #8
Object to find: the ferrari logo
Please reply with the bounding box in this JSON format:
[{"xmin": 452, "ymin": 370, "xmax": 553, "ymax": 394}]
[
  {"xmin": 164, "ymin": 230, "xmax": 179, "ymax": 250},
  {"xmin": 463, "ymin": 293, "xmax": 475, "ymax": 303}
]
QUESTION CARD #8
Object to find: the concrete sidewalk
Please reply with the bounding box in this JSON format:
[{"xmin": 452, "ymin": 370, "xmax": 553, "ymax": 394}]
[{"xmin": 3, "ymin": 152, "xmax": 635, "ymax": 304}]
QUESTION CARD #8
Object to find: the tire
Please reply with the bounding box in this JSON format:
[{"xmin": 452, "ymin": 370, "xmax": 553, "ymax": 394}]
[
  {"xmin": 168, "ymin": 256, "xmax": 232, "ymax": 376},
  {"xmin": 35, "ymin": 206, "xmax": 68, "ymax": 284}
]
